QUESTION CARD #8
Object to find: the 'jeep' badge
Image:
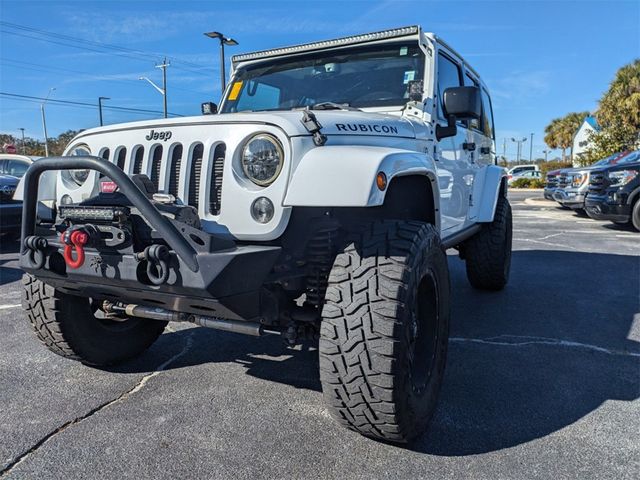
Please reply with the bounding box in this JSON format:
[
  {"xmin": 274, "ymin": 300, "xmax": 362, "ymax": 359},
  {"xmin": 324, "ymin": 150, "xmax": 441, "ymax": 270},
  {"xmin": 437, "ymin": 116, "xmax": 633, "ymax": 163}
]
[{"xmin": 145, "ymin": 129, "xmax": 172, "ymax": 141}]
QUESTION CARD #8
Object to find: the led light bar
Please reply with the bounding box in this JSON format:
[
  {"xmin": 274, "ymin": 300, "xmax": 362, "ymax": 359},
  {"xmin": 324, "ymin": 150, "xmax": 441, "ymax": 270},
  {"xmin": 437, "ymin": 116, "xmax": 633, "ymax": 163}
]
[
  {"xmin": 232, "ymin": 26, "xmax": 420, "ymax": 64},
  {"xmin": 59, "ymin": 205, "xmax": 129, "ymax": 222}
]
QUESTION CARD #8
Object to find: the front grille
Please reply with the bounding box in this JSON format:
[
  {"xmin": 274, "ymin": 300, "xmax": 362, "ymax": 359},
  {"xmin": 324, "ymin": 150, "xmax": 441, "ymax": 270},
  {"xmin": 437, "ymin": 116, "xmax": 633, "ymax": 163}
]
[
  {"xmin": 209, "ymin": 144, "xmax": 225, "ymax": 215},
  {"xmin": 589, "ymin": 170, "xmax": 607, "ymax": 195},
  {"xmin": 188, "ymin": 144, "xmax": 204, "ymax": 208},
  {"xmin": 558, "ymin": 173, "xmax": 571, "ymax": 188},
  {"xmin": 101, "ymin": 141, "xmax": 226, "ymax": 215},
  {"xmin": 168, "ymin": 144, "xmax": 183, "ymax": 198},
  {"xmin": 150, "ymin": 145, "xmax": 163, "ymax": 189},
  {"xmin": 546, "ymin": 174, "xmax": 558, "ymax": 188}
]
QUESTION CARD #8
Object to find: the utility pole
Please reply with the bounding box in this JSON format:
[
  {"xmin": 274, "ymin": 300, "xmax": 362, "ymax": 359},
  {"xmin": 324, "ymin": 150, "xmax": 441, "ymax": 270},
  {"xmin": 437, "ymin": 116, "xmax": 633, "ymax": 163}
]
[
  {"xmin": 511, "ymin": 137, "xmax": 527, "ymax": 163},
  {"xmin": 98, "ymin": 96, "xmax": 110, "ymax": 126},
  {"xmin": 529, "ymin": 133, "xmax": 534, "ymax": 161},
  {"xmin": 18, "ymin": 128, "xmax": 25, "ymax": 154},
  {"xmin": 156, "ymin": 57, "xmax": 169, "ymax": 118},
  {"xmin": 41, "ymin": 87, "xmax": 56, "ymax": 157},
  {"xmin": 204, "ymin": 31, "xmax": 239, "ymax": 94}
]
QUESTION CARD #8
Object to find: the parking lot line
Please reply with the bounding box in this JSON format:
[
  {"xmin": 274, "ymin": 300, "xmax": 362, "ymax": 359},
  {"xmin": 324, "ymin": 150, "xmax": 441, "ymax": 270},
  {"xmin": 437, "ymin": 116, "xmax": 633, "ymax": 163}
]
[{"xmin": 0, "ymin": 304, "xmax": 21, "ymax": 310}]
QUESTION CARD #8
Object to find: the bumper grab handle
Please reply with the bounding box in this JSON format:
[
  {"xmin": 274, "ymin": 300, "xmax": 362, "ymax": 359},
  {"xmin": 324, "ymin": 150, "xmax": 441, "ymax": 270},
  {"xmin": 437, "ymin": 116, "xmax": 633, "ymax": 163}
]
[{"xmin": 20, "ymin": 156, "xmax": 199, "ymax": 272}]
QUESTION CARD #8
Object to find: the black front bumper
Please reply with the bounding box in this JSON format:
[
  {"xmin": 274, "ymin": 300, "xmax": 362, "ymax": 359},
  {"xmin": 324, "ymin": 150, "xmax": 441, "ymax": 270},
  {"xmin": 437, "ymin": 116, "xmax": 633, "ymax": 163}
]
[
  {"xmin": 584, "ymin": 194, "xmax": 630, "ymax": 223},
  {"xmin": 20, "ymin": 156, "xmax": 280, "ymax": 321}
]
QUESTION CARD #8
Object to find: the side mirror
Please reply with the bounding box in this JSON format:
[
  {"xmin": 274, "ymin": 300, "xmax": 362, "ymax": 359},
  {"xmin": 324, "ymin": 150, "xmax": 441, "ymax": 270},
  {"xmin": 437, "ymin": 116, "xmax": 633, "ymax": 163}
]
[{"xmin": 436, "ymin": 86, "xmax": 482, "ymax": 140}]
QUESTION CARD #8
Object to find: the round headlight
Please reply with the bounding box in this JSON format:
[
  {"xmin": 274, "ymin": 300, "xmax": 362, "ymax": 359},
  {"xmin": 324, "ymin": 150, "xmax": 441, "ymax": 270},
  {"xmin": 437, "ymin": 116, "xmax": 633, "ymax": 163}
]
[
  {"xmin": 64, "ymin": 145, "xmax": 91, "ymax": 186},
  {"xmin": 241, "ymin": 134, "xmax": 284, "ymax": 186}
]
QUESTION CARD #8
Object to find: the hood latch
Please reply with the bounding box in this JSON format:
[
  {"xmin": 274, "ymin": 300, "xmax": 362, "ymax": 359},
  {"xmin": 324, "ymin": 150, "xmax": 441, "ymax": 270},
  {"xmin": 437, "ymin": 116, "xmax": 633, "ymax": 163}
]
[{"xmin": 300, "ymin": 109, "xmax": 327, "ymax": 146}]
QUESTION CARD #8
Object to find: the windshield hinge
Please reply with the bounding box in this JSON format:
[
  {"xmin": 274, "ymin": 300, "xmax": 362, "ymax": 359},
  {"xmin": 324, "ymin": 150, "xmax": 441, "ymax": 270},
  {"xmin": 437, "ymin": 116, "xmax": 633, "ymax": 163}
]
[{"xmin": 301, "ymin": 109, "xmax": 327, "ymax": 146}]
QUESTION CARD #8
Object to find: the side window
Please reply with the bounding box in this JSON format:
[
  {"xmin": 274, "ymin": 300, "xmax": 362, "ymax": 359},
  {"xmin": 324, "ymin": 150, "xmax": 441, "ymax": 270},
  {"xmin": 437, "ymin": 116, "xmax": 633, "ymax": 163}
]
[
  {"xmin": 481, "ymin": 88, "xmax": 495, "ymax": 139},
  {"xmin": 437, "ymin": 52, "xmax": 462, "ymax": 120},
  {"xmin": 464, "ymin": 73, "xmax": 481, "ymax": 131},
  {"xmin": 6, "ymin": 160, "xmax": 29, "ymax": 178}
]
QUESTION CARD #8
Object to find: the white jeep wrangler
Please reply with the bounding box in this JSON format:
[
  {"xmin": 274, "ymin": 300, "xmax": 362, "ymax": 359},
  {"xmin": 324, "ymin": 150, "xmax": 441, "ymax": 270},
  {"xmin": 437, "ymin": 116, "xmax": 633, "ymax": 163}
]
[{"xmin": 18, "ymin": 26, "xmax": 511, "ymax": 443}]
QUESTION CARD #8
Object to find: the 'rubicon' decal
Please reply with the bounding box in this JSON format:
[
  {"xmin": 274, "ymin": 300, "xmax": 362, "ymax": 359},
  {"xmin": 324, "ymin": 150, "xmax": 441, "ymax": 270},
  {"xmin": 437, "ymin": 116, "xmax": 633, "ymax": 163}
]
[
  {"xmin": 335, "ymin": 123, "xmax": 399, "ymax": 134},
  {"xmin": 145, "ymin": 129, "xmax": 172, "ymax": 141}
]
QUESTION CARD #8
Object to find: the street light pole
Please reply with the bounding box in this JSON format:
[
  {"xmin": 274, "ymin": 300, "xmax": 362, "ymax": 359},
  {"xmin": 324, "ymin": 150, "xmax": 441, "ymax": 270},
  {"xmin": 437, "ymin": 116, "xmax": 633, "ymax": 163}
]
[
  {"xmin": 98, "ymin": 96, "xmax": 110, "ymax": 126},
  {"xmin": 41, "ymin": 87, "xmax": 55, "ymax": 157},
  {"xmin": 529, "ymin": 133, "xmax": 534, "ymax": 161},
  {"xmin": 511, "ymin": 137, "xmax": 527, "ymax": 163},
  {"xmin": 204, "ymin": 31, "xmax": 239, "ymax": 95},
  {"xmin": 18, "ymin": 128, "xmax": 25, "ymax": 154},
  {"xmin": 139, "ymin": 75, "xmax": 167, "ymax": 118},
  {"xmin": 542, "ymin": 149, "xmax": 551, "ymax": 162}
]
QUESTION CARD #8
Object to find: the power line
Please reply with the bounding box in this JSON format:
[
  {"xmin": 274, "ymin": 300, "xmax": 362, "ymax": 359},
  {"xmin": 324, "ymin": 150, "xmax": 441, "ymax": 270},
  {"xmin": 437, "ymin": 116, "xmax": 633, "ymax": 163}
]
[
  {"xmin": 0, "ymin": 57, "xmax": 204, "ymax": 95},
  {"xmin": 0, "ymin": 22, "xmax": 215, "ymax": 78},
  {"xmin": 0, "ymin": 92, "xmax": 184, "ymax": 117}
]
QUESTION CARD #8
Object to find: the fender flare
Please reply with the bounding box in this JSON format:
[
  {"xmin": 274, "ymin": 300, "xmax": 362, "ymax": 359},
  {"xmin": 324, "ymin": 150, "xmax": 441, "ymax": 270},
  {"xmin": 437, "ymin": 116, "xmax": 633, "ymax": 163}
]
[
  {"xmin": 468, "ymin": 165, "xmax": 507, "ymax": 223},
  {"xmin": 283, "ymin": 145, "xmax": 440, "ymax": 209}
]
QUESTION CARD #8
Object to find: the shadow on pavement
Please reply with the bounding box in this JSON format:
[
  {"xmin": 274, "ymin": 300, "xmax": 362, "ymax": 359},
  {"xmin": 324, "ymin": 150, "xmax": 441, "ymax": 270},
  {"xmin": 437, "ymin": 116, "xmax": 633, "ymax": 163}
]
[{"xmin": 95, "ymin": 249, "xmax": 640, "ymax": 454}]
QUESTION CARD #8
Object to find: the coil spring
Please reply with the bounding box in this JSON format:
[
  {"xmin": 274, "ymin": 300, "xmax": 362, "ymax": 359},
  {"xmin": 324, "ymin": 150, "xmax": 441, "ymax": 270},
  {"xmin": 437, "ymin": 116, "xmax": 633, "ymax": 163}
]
[{"xmin": 305, "ymin": 226, "xmax": 338, "ymax": 308}]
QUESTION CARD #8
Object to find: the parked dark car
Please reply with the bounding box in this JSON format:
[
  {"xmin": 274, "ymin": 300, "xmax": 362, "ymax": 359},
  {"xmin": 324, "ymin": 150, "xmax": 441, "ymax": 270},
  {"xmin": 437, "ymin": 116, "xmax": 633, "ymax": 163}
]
[
  {"xmin": 585, "ymin": 150, "xmax": 640, "ymax": 231},
  {"xmin": 0, "ymin": 174, "xmax": 21, "ymax": 239}
]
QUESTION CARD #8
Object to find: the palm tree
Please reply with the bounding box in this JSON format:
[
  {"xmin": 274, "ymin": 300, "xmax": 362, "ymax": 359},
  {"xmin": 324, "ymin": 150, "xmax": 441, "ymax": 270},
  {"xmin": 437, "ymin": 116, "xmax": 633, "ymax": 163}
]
[
  {"xmin": 596, "ymin": 60, "xmax": 640, "ymax": 143},
  {"xmin": 544, "ymin": 112, "xmax": 589, "ymax": 161}
]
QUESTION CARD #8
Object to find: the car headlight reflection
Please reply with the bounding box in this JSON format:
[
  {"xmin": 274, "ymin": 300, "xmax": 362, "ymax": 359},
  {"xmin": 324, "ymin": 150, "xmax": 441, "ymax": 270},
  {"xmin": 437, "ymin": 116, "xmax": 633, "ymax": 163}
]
[
  {"xmin": 241, "ymin": 134, "xmax": 284, "ymax": 186},
  {"xmin": 63, "ymin": 144, "xmax": 91, "ymax": 187}
]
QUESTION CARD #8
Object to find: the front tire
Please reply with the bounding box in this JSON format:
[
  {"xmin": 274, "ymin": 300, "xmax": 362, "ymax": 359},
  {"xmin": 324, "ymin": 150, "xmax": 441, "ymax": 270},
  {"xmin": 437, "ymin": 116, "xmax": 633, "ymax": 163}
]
[
  {"xmin": 319, "ymin": 221, "xmax": 450, "ymax": 443},
  {"xmin": 22, "ymin": 274, "xmax": 166, "ymax": 366},
  {"xmin": 463, "ymin": 195, "xmax": 513, "ymax": 290},
  {"xmin": 632, "ymin": 198, "xmax": 640, "ymax": 232}
]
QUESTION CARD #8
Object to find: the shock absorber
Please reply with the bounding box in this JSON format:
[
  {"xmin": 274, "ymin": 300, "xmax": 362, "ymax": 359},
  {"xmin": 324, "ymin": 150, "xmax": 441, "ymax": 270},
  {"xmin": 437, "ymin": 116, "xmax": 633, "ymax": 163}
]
[{"xmin": 304, "ymin": 225, "xmax": 338, "ymax": 309}]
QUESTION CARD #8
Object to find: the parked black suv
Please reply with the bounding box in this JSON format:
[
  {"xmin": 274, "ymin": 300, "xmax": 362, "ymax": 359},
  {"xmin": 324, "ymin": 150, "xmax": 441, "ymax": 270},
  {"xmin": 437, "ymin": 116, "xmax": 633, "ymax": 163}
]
[{"xmin": 585, "ymin": 150, "xmax": 640, "ymax": 231}]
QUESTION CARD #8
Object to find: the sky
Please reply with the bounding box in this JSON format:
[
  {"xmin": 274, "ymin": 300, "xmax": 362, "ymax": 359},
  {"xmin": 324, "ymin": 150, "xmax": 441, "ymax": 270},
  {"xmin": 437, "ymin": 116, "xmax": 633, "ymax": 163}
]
[{"xmin": 0, "ymin": 0, "xmax": 638, "ymax": 160}]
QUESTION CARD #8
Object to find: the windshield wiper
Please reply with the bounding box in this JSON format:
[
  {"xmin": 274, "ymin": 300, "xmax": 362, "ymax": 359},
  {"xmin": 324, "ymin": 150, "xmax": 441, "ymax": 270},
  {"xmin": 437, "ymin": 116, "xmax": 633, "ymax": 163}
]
[{"xmin": 310, "ymin": 102, "xmax": 360, "ymax": 111}]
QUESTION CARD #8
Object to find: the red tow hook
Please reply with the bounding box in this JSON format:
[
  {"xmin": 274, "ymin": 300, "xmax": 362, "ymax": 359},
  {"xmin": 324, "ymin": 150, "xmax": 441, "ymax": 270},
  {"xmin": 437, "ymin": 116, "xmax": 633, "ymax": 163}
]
[{"xmin": 61, "ymin": 229, "xmax": 89, "ymax": 269}]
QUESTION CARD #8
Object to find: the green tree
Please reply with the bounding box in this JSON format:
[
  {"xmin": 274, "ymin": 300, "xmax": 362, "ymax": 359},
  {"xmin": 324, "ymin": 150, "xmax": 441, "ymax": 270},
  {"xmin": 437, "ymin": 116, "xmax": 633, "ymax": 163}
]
[
  {"xmin": 580, "ymin": 60, "xmax": 640, "ymax": 165},
  {"xmin": 543, "ymin": 111, "xmax": 589, "ymax": 162}
]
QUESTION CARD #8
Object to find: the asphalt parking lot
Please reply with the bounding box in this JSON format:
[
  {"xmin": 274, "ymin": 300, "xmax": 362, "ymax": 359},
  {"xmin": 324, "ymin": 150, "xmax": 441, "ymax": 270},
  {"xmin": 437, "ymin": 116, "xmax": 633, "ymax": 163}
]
[{"xmin": 0, "ymin": 190, "xmax": 638, "ymax": 479}]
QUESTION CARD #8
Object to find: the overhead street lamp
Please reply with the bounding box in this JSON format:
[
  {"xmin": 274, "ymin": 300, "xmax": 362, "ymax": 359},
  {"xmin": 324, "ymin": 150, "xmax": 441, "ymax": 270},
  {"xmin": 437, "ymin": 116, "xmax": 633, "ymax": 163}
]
[
  {"xmin": 98, "ymin": 96, "xmax": 110, "ymax": 126},
  {"xmin": 204, "ymin": 31, "xmax": 239, "ymax": 94},
  {"xmin": 139, "ymin": 74, "xmax": 167, "ymax": 118},
  {"xmin": 511, "ymin": 137, "xmax": 527, "ymax": 163},
  {"xmin": 41, "ymin": 87, "xmax": 56, "ymax": 157},
  {"xmin": 542, "ymin": 149, "xmax": 552, "ymax": 162}
]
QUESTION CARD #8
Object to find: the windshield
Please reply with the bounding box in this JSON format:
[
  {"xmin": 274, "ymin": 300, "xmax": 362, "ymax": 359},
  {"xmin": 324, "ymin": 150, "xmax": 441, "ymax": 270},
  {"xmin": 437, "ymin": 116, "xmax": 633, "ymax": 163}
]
[{"xmin": 221, "ymin": 42, "xmax": 425, "ymax": 112}]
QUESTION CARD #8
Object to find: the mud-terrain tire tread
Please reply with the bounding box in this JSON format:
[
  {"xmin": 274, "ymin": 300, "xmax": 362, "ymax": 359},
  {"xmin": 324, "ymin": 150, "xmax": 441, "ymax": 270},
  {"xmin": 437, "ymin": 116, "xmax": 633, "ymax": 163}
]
[
  {"xmin": 22, "ymin": 274, "xmax": 166, "ymax": 366},
  {"xmin": 464, "ymin": 195, "xmax": 512, "ymax": 290},
  {"xmin": 319, "ymin": 220, "xmax": 450, "ymax": 443}
]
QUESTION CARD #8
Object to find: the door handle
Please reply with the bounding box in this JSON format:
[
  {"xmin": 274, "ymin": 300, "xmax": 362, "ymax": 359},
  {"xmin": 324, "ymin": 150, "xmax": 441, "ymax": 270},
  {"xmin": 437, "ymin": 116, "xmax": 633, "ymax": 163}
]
[
  {"xmin": 462, "ymin": 142, "xmax": 476, "ymax": 151},
  {"xmin": 480, "ymin": 147, "xmax": 492, "ymax": 155}
]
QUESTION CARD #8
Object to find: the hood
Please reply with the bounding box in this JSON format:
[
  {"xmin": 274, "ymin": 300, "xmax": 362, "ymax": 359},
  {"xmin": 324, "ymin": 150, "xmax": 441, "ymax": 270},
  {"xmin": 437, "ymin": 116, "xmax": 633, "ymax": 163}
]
[
  {"xmin": 72, "ymin": 109, "xmax": 417, "ymax": 144},
  {"xmin": 0, "ymin": 174, "xmax": 19, "ymax": 186}
]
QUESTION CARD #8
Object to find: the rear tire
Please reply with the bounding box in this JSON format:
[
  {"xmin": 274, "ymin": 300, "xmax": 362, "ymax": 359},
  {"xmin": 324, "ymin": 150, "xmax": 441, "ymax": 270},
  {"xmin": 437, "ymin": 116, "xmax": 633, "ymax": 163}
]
[
  {"xmin": 463, "ymin": 195, "xmax": 512, "ymax": 290},
  {"xmin": 22, "ymin": 274, "xmax": 166, "ymax": 366},
  {"xmin": 319, "ymin": 221, "xmax": 450, "ymax": 443}
]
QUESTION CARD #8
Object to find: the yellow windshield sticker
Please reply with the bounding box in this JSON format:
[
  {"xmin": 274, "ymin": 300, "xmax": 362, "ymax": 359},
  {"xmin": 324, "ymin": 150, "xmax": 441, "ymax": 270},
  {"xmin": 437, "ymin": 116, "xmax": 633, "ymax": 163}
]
[{"xmin": 228, "ymin": 81, "xmax": 243, "ymax": 101}]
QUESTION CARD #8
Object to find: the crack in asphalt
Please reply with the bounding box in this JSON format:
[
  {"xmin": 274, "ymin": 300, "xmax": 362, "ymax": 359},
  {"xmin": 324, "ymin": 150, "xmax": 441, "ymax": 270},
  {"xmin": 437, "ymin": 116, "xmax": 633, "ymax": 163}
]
[
  {"xmin": 0, "ymin": 332, "xmax": 194, "ymax": 477},
  {"xmin": 450, "ymin": 334, "xmax": 640, "ymax": 358}
]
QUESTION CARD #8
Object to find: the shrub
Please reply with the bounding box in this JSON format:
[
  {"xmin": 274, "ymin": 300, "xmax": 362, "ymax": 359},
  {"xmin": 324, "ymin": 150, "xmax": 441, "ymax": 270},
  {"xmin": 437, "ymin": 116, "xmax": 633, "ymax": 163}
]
[{"xmin": 510, "ymin": 178, "xmax": 545, "ymax": 189}]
